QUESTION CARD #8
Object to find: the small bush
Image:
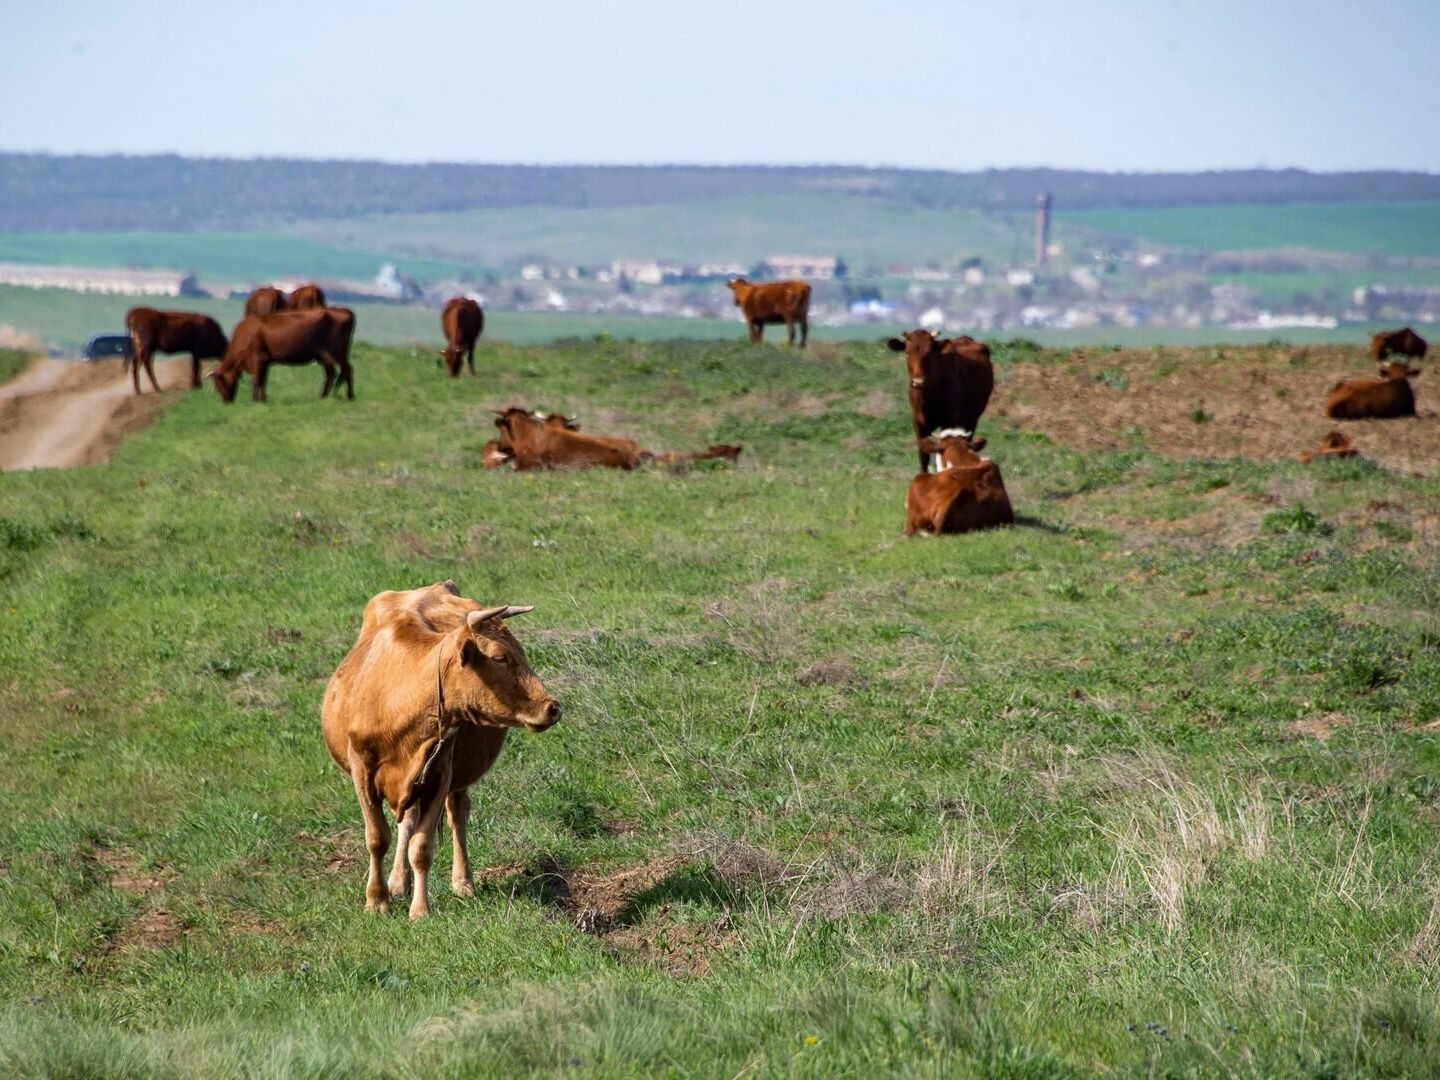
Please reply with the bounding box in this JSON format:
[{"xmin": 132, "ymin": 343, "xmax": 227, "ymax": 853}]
[{"xmin": 1262, "ymin": 503, "xmax": 1332, "ymax": 536}]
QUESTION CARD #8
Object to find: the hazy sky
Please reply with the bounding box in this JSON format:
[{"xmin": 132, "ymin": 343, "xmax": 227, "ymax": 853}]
[{"xmin": 2, "ymin": 0, "xmax": 1436, "ymax": 172}]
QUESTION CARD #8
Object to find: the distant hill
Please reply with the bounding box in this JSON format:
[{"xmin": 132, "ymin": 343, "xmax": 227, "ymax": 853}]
[{"xmin": 4, "ymin": 152, "xmax": 1440, "ymax": 231}]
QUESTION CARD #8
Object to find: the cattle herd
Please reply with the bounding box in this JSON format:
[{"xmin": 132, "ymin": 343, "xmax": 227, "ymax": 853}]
[{"xmin": 115, "ymin": 283, "xmax": 1428, "ymax": 915}]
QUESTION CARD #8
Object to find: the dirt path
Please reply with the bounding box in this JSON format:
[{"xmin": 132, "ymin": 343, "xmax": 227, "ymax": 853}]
[{"xmin": 0, "ymin": 358, "xmax": 191, "ymax": 471}]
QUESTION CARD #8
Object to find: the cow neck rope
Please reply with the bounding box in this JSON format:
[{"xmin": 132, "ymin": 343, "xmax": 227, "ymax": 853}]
[{"xmin": 400, "ymin": 641, "xmax": 459, "ymax": 816}]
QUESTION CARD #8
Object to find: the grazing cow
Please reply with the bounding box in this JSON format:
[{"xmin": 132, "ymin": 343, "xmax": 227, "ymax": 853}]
[
  {"xmin": 492, "ymin": 407, "xmax": 741, "ymax": 470},
  {"xmin": 1325, "ymin": 362, "xmax": 1419, "ymax": 419},
  {"xmin": 904, "ymin": 434, "xmax": 1013, "ymax": 536},
  {"xmin": 244, "ymin": 286, "xmax": 288, "ymax": 318},
  {"xmin": 727, "ymin": 278, "xmax": 811, "ymax": 347},
  {"xmin": 124, "ymin": 307, "xmax": 228, "ymax": 395},
  {"xmin": 1370, "ymin": 327, "xmax": 1427, "ymax": 362},
  {"xmin": 288, "ymin": 283, "xmax": 327, "ymax": 310},
  {"xmin": 321, "ymin": 580, "xmax": 561, "ymax": 917},
  {"xmin": 1298, "ymin": 430, "xmax": 1359, "ymax": 463},
  {"xmin": 440, "ymin": 297, "xmax": 484, "ymax": 378},
  {"xmin": 211, "ymin": 307, "xmax": 356, "ymax": 403},
  {"xmin": 887, "ymin": 330, "xmax": 995, "ymax": 471}
]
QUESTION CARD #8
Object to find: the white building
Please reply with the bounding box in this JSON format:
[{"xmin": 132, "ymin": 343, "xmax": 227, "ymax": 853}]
[{"xmin": 0, "ymin": 262, "xmax": 201, "ymax": 297}]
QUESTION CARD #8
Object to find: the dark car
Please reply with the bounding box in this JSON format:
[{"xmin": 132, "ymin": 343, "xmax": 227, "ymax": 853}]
[{"xmin": 83, "ymin": 333, "xmax": 133, "ymax": 361}]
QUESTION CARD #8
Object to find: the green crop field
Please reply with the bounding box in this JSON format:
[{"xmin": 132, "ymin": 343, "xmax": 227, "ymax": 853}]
[
  {"xmin": 1062, "ymin": 200, "xmax": 1440, "ymax": 256},
  {"xmin": 0, "ymin": 231, "xmax": 475, "ymax": 284},
  {"xmin": 1, "ymin": 337, "xmax": 1438, "ymax": 1075},
  {"xmin": 283, "ymin": 193, "xmax": 1056, "ymax": 270}
]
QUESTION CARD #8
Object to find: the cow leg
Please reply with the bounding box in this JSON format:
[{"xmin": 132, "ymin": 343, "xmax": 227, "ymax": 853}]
[
  {"xmin": 799, "ymin": 316, "xmax": 809, "ymax": 349},
  {"xmin": 918, "ymin": 447, "xmax": 931, "ymax": 472},
  {"xmin": 387, "ymin": 812, "xmax": 414, "ymax": 898},
  {"xmin": 251, "ymin": 361, "xmax": 268, "ymax": 402},
  {"xmin": 749, "ymin": 320, "xmax": 762, "ymax": 343},
  {"xmin": 132, "ymin": 347, "xmax": 146, "ymax": 395},
  {"xmin": 467, "ymin": 344, "xmax": 476, "ymax": 376},
  {"xmin": 446, "ymin": 789, "xmax": 475, "ymax": 897},
  {"xmin": 346, "ymin": 748, "xmax": 391, "ymax": 913},
  {"xmin": 342, "ymin": 359, "xmax": 355, "ymax": 400},
  {"xmin": 786, "ymin": 318, "xmax": 796, "ymax": 346},
  {"xmin": 406, "ymin": 756, "xmax": 453, "ymax": 919},
  {"xmin": 319, "ymin": 360, "xmax": 337, "ymax": 399},
  {"xmin": 189, "ymin": 353, "xmax": 202, "ymax": 390}
]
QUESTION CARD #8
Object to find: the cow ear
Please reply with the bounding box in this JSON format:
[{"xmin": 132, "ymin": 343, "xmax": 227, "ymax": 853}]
[
  {"xmin": 969, "ymin": 436, "xmax": 987, "ymax": 452},
  {"xmin": 916, "ymin": 436, "xmax": 941, "ymax": 452},
  {"xmin": 1410, "ymin": 367, "xmax": 1422, "ymax": 378},
  {"xmin": 886, "ymin": 338, "xmax": 906, "ymax": 352}
]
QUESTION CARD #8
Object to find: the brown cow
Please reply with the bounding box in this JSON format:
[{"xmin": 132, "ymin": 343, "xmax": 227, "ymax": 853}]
[
  {"xmin": 244, "ymin": 286, "xmax": 288, "ymax": 318},
  {"xmin": 887, "ymin": 329, "xmax": 995, "ymax": 471},
  {"xmin": 288, "ymin": 283, "xmax": 327, "ymax": 310},
  {"xmin": 727, "ymin": 278, "xmax": 811, "ymax": 347},
  {"xmin": 440, "ymin": 297, "xmax": 484, "ymax": 378},
  {"xmin": 124, "ymin": 307, "xmax": 228, "ymax": 395},
  {"xmin": 1325, "ymin": 362, "xmax": 1419, "ymax": 419},
  {"xmin": 211, "ymin": 307, "xmax": 356, "ymax": 403},
  {"xmin": 321, "ymin": 581, "xmax": 560, "ymax": 917},
  {"xmin": 904, "ymin": 434, "xmax": 1013, "ymax": 536},
  {"xmin": 1370, "ymin": 327, "xmax": 1427, "ymax": 362},
  {"xmin": 1298, "ymin": 430, "xmax": 1359, "ymax": 463},
  {"xmin": 492, "ymin": 407, "xmax": 741, "ymax": 470}
]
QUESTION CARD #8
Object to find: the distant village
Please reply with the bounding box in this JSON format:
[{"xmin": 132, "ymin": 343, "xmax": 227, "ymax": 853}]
[{"xmin": 1, "ymin": 195, "xmax": 1436, "ymax": 332}]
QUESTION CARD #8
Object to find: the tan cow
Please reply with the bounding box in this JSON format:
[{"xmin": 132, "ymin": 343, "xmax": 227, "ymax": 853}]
[
  {"xmin": 904, "ymin": 434, "xmax": 1014, "ymax": 536},
  {"xmin": 440, "ymin": 297, "xmax": 484, "ymax": 377},
  {"xmin": 1325, "ymin": 362, "xmax": 1420, "ymax": 419},
  {"xmin": 727, "ymin": 278, "xmax": 811, "ymax": 347},
  {"xmin": 322, "ymin": 581, "xmax": 561, "ymax": 918},
  {"xmin": 492, "ymin": 407, "xmax": 741, "ymax": 470},
  {"xmin": 1298, "ymin": 430, "xmax": 1359, "ymax": 463}
]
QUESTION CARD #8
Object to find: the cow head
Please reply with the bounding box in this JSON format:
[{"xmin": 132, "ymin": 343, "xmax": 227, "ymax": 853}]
[
  {"xmin": 453, "ymin": 605, "xmax": 562, "ymax": 733},
  {"xmin": 887, "ymin": 329, "xmax": 943, "ymax": 388},
  {"xmin": 481, "ymin": 440, "xmax": 513, "ymax": 468},
  {"xmin": 917, "ymin": 432, "xmax": 988, "ymax": 471},
  {"xmin": 492, "ymin": 406, "xmax": 540, "ymax": 451},
  {"xmin": 209, "ymin": 365, "xmax": 240, "ymax": 403},
  {"xmin": 726, "ymin": 278, "xmax": 750, "ymax": 306},
  {"xmin": 440, "ymin": 345, "xmax": 463, "ymax": 375},
  {"xmin": 1380, "ymin": 361, "xmax": 1421, "ymax": 381}
]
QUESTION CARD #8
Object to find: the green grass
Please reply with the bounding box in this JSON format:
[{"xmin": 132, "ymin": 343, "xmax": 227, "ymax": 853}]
[
  {"xmin": 1062, "ymin": 200, "xmax": 1440, "ymax": 256},
  {"xmin": 1, "ymin": 339, "xmax": 1439, "ymax": 1075},
  {"xmin": 0, "ymin": 346, "xmax": 33, "ymax": 383},
  {"xmin": 284, "ymin": 193, "xmax": 1059, "ymax": 270},
  {"xmin": 0, "ymin": 231, "xmax": 474, "ymax": 283}
]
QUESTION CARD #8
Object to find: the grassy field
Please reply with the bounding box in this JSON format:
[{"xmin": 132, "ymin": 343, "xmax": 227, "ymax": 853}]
[
  {"xmin": 1, "ymin": 337, "xmax": 1438, "ymax": 1075},
  {"xmin": 1062, "ymin": 200, "xmax": 1440, "ymax": 256},
  {"xmin": 283, "ymin": 193, "xmax": 1055, "ymax": 270},
  {"xmin": 0, "ymin": 231, "xmax": 474, "ymax": 284}
]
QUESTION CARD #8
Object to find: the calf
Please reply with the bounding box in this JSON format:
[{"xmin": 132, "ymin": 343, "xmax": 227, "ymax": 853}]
[
  {"xmin": 1325, "ymin": 362, "xmax": 1419, "ymax": 419},
  {"xmin": 212, "ymin": 307, "xmax": 356, "ymax": 403},
  {"xmin": 492, "ymin": 407, "xmax": 741, "ymax": 470},
  {"xmin": 125, "ymin": 307, "xmax": 229, "ymax": 394},
  {"xmin": 887, "ymin": 330, "xmax": 994, "ymax": 470},
  {"xmin": 727, "ymin": 278, "xmax": 811, "ymax": 347},
  {"xmin": 904, "ymin": 434, "xmax": 1013, "ymax": 536},
  {"xmin": 321, "ymin": 581, "xmax": 561, "ymax": 917},
  {"xmin": 1298, "ymin": 430, "xmax": 1359, "ymax": 463},
  {"xmin": 1370, "ymin": 327, "xmax": 1427, "ymax": 362},
  {"xmin": 440, "ymin": 297, "xmax": 485, "ymax": 377}
]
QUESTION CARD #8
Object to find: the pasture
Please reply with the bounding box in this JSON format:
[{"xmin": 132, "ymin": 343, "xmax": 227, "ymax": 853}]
[{"xmin": 1, "ymin": 337, "xmax": 1438, "ymax": 1076}]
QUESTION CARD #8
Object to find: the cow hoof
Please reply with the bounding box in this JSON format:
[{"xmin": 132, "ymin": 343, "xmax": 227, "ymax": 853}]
[
  {"xmin": 451, "ymin": 879, "xmax": 476, "ymax": 899},
  {"xmin": 408, "ymin": 905, "xmax": 431, "ymax": 921},
  {"xmin": 387, "ymin": 873, "xmax": 410, "ymax": 898},
  {"xmin": 366, "ymin": 899, "xmax": 390, "ymax": 915}
]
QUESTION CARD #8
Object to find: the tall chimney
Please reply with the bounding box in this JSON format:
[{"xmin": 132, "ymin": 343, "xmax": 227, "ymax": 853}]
[{"xmin": 1034, "ymin": 191, "xmax": 1052, "ymax": 269}]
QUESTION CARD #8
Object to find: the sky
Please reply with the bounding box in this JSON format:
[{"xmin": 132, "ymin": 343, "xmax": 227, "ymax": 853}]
[{"xmin": 1, "ymin": 0, "xmax": 1437, "ymax": 173}]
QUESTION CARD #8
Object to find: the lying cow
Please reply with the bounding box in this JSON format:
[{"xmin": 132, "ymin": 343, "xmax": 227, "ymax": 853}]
[
  {"xmin": 244, "ymin": 286, "xmax": 288, "ymax": 317},
  {"xmin": 211, "ymin": 307, "xmax": 356, "ymax": 403},
  {"xmin": 124, "ymin": 307, "xmax": 229, "ymax": 394},
  {"xmin": 481, "ymin": 440, "xmax": 513, "ymax": 468},
  {"xmin": 727, "ymin": 278, "xmax": 811, "ymax": 347},
  {"xmin": 1370, "ymin": 327, "xmax": 1427, "ymax": 362},
  {"xmin": 904, "ymin": 434, "xmax": 1013, "ymax": 536},
  {"xmin": 1298, "ymin": 430, "xmax": 1359, "ymax": 463},
  {"xmin": 1325, "ymin": 361, "xmax": 1419, "ymax": 419},
  {"xmin": 887, "ymin": 330, "xmax": 994, "ymax": 471},
  {"xmin": 288, "ymin": 283, "xmax": 327, "ymax": 310},
  {"xmin": 492, "ymin": 407, "xmax": 741, "ymax": 470},
  {"xmin": 440, "ymin": 297, "xmax": 484, "ymax": 377},
  {"xmin": 321, "ymin": 581, "xmax": 561, "ymax": 917}
]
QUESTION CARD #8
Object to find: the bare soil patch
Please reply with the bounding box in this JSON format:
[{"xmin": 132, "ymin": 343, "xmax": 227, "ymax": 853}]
[
  {"xmin": 0, "ymin": 357, "xmax": 190, "ymax": 471},
  {"xmin": 998, "ymin": 345, "xmax": 1440, "ymax": 475}
]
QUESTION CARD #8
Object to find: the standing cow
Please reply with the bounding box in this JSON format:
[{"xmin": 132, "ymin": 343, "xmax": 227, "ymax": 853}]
[
  {"xmin": 322, "ymin": 581, "xmax": 561, "ymax": 917},
  {"xmin": 887, "ymin": 330, "xmax": 995, "ymax": 471},
  {"xmin": 124, "ymin": 308, "xmax": 229, "ymax": 395},
  {"xmin": 211, "ymin": 307, "xmax": 356, "ymax": 403},
  {"xmin": 727, "ymin": 278, "xmax": 810, "ymax": 347},
  {"xmin": 440, "ymin": 297, "xmax": 484, "ymax": 378}
]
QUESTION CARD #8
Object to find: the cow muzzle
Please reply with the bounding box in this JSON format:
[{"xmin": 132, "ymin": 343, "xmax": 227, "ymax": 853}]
[{"xmin": 523, "ymin": 698, "xmax": 563, "ymax": 732}]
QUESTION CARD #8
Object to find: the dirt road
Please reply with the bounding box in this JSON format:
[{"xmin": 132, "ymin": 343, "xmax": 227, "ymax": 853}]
[{"xmin": 0, "ymin": 358, "xmax": 191, "ymax": 471}]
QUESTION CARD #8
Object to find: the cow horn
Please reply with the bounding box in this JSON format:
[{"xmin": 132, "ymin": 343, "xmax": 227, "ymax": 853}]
[
  {"xmin": 467, "ymin": 606, "xmax": 508, "ymax": 627},
  {"xmin": 501, "ymin": 604, "xmax": 534, "ymax": 618}
]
